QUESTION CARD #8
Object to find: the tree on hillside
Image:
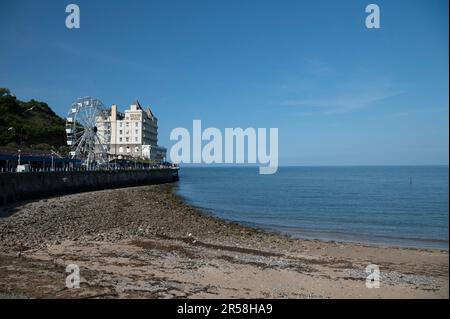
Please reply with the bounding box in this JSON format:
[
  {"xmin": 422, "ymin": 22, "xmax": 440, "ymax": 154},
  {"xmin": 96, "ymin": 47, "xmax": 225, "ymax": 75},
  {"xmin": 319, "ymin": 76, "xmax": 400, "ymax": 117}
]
[{"xmin": 0, "ymin": 88, "xmax": 10, "ymax": 97}]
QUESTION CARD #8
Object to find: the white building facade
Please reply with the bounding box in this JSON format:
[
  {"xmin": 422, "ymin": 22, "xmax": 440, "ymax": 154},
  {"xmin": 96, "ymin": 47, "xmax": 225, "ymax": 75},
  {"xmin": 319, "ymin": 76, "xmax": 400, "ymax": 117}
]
[{"xmin": 101, "ymin": 101, "xmax": 167, "ymax": 162}]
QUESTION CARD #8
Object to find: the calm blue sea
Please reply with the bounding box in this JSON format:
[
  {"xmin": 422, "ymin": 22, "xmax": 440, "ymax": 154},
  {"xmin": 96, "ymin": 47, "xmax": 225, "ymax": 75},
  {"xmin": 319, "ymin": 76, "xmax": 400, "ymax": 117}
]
[{"xmin": 175, "ymin": 166, "xmax": 449, "ymax": 249}]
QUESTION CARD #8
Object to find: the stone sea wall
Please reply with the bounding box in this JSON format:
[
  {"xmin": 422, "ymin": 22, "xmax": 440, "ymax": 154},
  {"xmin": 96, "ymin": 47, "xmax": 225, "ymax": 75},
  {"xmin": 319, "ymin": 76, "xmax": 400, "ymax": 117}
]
[{"xmin": 0, "ymin": 169, "xmax": 179, "ymax": 206}]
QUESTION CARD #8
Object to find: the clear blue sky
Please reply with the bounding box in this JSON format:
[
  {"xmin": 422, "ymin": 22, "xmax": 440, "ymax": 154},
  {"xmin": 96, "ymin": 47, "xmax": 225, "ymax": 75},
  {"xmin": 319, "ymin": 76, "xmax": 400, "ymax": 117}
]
[{"xmin": 0, "ymin": 0, "xmax": 448, "ymax": 165}]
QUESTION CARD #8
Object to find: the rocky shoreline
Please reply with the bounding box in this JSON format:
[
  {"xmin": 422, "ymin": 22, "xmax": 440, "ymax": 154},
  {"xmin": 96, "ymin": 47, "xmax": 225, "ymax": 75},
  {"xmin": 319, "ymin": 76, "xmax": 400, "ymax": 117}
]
[{"xmin": 0, "ymin": 184, "xmax": 448, "ymax": 298}]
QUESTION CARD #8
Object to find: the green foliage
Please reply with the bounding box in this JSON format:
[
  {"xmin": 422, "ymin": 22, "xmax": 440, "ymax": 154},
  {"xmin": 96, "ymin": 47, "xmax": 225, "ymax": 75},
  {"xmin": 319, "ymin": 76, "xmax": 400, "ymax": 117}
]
[
  {"xmin": 6, "ymin": 142, "xmax": 18, "ymax": 148},
  {"xmin": 33, "ymin": 143, "xmax": 53, "ymax": 151},
  {"xmin": 0, "ymin": 88, "xmax": 10, "ymax": 97},
  {"xmin": 0, "ymin": 88, "xmax": 66, "ymax": 149}
]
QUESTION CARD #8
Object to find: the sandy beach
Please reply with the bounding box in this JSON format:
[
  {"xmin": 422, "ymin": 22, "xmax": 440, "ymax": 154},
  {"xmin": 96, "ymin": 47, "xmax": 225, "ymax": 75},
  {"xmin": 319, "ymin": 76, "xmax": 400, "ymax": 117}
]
[{"xmin": 0, "ymin": 184, "xmax": 448, "ymax": 299}]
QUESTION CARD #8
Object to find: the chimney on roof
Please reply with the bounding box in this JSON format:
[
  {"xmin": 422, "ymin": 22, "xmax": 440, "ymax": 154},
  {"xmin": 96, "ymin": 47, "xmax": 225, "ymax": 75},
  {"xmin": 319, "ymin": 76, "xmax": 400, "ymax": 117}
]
[{"xmin": 111, "ymin": 104, "xmax": 117, "ymax": 121}]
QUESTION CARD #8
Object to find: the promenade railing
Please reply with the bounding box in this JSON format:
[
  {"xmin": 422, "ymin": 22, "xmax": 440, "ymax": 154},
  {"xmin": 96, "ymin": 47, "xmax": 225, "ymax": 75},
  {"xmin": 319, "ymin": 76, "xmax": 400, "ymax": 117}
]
[{"xmin": 0, "ymin": 164, "xmax": 179, "ymax": 174}]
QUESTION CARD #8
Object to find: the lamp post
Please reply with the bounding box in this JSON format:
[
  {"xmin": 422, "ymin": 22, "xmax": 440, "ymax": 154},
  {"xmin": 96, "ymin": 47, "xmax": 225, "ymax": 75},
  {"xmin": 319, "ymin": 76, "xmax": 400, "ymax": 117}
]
[
  {"xmin": 50, "ymin": 149, "xmax": 62, "ymax": 172},
  {"xmin": 18, "ymin": 149, "xmax": 21, "ymax": 166}
]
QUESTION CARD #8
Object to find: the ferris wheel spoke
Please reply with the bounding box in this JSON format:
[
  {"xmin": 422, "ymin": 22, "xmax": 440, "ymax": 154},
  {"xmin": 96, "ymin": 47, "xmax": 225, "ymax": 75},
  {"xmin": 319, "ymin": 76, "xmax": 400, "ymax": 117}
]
[
  {"xmin": 86, "ymin": 106, "xmax": 95, "ymax": 127},
  {"xmin": 79, "ymin": 102, "xmax": 90, "ymax": 125},
  {"xmin": 82, "ymin": 106, "xmax": 93, "ymax": 126},
  {"xmin": 75, "ymin": 111, "xmax": 90, "ymax": 128},
  {"xmin": 73, "ymin": 132, "xmax": 86, "ymax": 146},
  {"xmin": 73, "ymin": 133, "xmax": 87, "ymax": 156},
  {"xmin": 70, "ymin": 132, "xmax": 84, "ymax": 145},
  {"xmin": 85, "ymin": 108, "xmax": 92, "ymax": 127}
]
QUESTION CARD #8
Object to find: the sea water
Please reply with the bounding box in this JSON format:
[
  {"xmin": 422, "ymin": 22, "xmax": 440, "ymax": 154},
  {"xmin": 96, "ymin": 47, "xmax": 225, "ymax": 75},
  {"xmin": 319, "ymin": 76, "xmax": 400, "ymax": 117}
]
[{"xmin": 175, "ymin": 166, "xmax": 449, "ymax": 249}]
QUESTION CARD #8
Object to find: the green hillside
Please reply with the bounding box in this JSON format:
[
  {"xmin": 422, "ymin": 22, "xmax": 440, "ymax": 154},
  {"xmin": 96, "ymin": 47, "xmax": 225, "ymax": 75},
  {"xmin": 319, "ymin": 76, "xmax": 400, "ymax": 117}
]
[{"xmin": 0, "ymin": 88, "xmax": 67, "ymax": 151}]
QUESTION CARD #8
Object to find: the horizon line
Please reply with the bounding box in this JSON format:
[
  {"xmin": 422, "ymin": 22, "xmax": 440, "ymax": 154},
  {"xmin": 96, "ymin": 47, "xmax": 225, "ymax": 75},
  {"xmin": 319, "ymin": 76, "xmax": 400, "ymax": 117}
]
[{"xmin": 178, "ymin": 164, "xmax": 450, "ymax": 168}]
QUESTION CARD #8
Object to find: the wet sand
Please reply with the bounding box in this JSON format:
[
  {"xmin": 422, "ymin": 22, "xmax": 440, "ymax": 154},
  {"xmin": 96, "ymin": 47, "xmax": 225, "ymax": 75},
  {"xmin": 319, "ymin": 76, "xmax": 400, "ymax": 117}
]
[{"xmin": 0, "ymin": 184, "xmax": 448, "ymax": 298}]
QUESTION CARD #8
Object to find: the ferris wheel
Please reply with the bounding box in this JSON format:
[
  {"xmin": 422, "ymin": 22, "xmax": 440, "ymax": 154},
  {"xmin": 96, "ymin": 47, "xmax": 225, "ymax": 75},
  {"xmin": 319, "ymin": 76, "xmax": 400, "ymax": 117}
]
[{"xmin": 66, "ymin": 97, "xmax": 111, "ymax": 168}]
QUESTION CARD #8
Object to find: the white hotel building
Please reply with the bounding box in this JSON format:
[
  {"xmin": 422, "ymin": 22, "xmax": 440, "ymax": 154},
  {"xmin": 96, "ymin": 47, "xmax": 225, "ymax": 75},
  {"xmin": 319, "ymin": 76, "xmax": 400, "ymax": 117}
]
[{"xmin": 101, "ymin": 101, "xmax": 167, "ymax": 162}]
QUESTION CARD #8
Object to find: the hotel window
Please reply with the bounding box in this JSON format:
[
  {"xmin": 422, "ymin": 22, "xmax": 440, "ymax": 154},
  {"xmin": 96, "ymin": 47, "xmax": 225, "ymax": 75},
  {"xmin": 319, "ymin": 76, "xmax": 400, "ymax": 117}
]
[
  {"xmin": 126, "ymin": 137, "xmax": 129, "ymax": 142},
  {"xmin": 126, "ymin": 122, "xmax": 129, "ymax": 127},
  {"xmin": 119, "ymin": 137, "xmax": 122, "ymax": 142},
  {"xmin": 135, "ymin": 122, "xmax": 138, "ymax": 127},
  {"xmin": 119, "ymin": 122, "xmax": 122, "ymax": 127},
  {"xmin": 135, "ymin": 137, "xmax": 138, "ymax": 142},
  {"xmin": 119, "ymin": 130, "xmax": 122, "ymax": 134},
  {"xmin": 135, "ymin": 130, "xmax": 138, "ymax": 134}
]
